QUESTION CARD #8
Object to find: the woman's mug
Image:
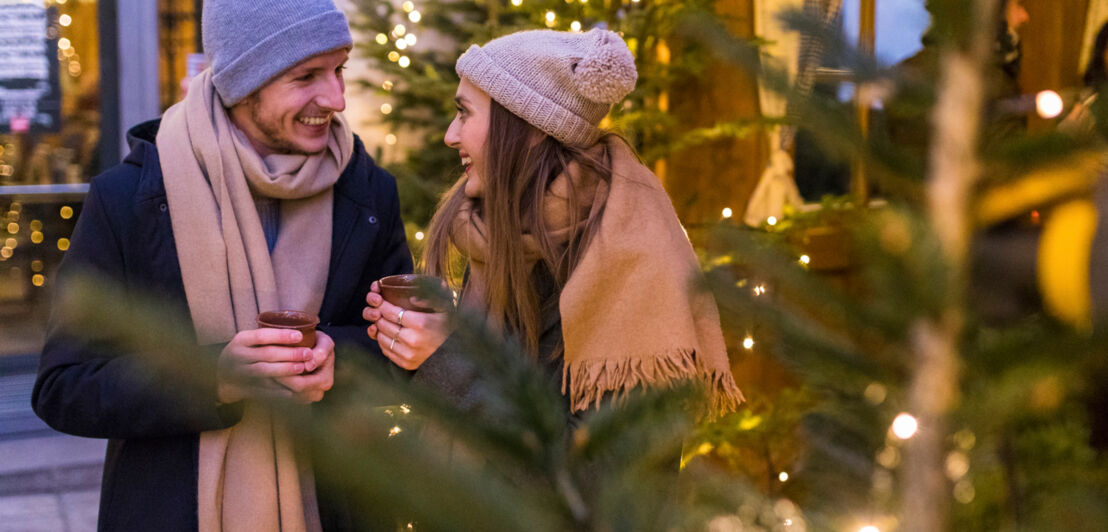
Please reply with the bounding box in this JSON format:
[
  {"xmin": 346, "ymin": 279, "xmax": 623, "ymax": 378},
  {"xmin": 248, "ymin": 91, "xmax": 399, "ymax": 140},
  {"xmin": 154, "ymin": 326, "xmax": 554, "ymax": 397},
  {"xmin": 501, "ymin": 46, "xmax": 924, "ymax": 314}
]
[{"xmin": 378, "ymin": 274, "xmax": 453, "ymax": 313}]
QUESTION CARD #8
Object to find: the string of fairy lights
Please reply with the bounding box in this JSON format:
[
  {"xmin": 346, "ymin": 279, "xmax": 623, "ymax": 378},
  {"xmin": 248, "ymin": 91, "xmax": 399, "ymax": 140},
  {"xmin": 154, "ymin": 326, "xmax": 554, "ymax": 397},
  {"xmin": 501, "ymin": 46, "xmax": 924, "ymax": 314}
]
[
  {"xmin": 1, "ymin": 201, "xmax": 74, "ymax": 290},
  {"xmin": 51, "ymin": 0, "xmax": 84, "ymax": 79}
]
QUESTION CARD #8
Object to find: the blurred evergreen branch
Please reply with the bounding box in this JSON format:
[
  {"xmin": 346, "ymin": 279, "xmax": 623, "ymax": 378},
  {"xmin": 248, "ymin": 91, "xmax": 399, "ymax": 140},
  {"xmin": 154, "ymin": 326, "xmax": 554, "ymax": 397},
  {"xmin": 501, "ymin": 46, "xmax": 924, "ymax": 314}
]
[{"xmin": 58, "ymin": 272, "xmax": 782, "ymax": 531}]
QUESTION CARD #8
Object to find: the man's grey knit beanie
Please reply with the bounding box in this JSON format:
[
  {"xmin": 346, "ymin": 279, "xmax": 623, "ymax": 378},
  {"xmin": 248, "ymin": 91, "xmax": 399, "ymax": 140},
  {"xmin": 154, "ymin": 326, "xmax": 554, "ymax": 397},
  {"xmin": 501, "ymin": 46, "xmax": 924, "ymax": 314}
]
[
  {"xmin": 202, "ymin": 0, "xmax": 352, "ymax": 106},
  {"xmin": 456, "ymin": 29, "xmax": 638, "ymax": 146}
]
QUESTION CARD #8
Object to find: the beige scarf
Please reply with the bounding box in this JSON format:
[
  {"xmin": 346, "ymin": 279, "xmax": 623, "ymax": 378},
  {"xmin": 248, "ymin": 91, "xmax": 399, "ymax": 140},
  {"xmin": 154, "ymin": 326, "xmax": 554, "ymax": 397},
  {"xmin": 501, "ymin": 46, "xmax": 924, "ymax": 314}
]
[
  {"xmin": 450, "ymin": 136, "xmax": 743, "ymax": 415},
  {"xmin": 156, "ymin": 69, "xmax": 353, "ymax": 532}
]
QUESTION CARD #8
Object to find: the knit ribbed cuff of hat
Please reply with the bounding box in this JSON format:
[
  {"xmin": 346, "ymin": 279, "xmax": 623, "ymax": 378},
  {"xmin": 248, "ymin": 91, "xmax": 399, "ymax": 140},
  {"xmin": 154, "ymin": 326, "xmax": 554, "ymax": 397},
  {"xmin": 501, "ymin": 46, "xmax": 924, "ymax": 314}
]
[
  {"xmin": 456, "ymin": 45, "xmax": 602, "ymax": 147},
  {"xmin": 212, "ymin": 11, "xmax": 352, "ymax": 107}
]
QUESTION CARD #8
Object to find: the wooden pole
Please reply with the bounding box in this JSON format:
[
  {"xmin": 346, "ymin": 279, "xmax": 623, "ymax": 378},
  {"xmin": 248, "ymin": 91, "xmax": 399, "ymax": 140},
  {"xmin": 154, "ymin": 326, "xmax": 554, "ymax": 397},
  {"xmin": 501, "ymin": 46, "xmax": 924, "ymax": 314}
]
[
  {"xmin": 852, "ymin": 0, "xmax": 876, "ymax": 205},
  {"xmin": 901, "ymin": 2, "xmax": 998, "ymax": 531}
]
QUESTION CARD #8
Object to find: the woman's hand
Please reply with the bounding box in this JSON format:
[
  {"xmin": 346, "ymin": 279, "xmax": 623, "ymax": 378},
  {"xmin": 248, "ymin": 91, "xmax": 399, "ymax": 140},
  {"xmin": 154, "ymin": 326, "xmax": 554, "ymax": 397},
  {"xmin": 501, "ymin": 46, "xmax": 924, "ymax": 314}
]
[{"xmin": 364, "ymin": 281, "xmax": 452, "ymax": 370}]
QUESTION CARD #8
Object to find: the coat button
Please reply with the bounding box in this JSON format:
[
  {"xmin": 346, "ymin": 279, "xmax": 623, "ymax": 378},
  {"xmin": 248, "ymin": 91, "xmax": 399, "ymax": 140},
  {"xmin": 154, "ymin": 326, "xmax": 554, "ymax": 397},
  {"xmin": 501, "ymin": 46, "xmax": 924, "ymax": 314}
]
[
  {"xmin": 159, "ymin": 203, "xmax": 168, "ymax": 212},
  {"xmin": 368, "ymin": 216, "xmax": 378, "ymax": 224}
]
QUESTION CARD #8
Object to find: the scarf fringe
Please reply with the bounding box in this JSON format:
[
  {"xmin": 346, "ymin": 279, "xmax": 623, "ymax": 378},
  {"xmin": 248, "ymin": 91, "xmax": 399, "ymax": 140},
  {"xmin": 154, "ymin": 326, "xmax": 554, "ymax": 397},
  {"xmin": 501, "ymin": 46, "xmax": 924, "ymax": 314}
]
[{"xmin": 562, "ymin": 349, "xmax": 744, "ymax": 418}]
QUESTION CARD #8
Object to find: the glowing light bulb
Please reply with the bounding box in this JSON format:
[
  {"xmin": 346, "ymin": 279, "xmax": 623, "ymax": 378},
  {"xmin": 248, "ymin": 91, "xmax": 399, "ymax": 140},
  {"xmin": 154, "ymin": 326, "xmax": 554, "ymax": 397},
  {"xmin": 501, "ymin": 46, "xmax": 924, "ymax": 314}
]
[
  {"xmin": 388, "ymin": 426, "xmax": 402, "ymax": 437},
  {"xmin": 721, "ymin": 207, "xmax": 733, "ymax": 219},
  {"xmin": 398, "ymin": 56, "xmax": 411, "ymax": 68},
  {"xmin": 778, "ymin": 472, "xmax": 789, "ymax": 482},
  {"xmin": 799, "ymin": 254, "xmax": 811, "ymax": 265},
  {"xmin": 385, "ymin": 134, "xmax": 397, "ymax": 146},
  {"xmin": 415, "ymin": 231, "xmax": 425, "ymax": 241},
  {"xmin": 766, "ymin": 216, "xmax": 777, "ymax": 226},
  {"xmin": 402, "ymin": 1, "xmax": 415, "ymax": 12},
  {"xmin": 511, "ymin": 0, "xmax": 522, "ymax": 5},
  {"xmin": 742, "ymin": 336, "xmax": 754, "ymax": 350},
  {"xmin": 380, "ymin": 103, "xmax": 393, "ymax": 115},
  {"xmin": 1036, "ymin": 90, "xmax": 1063, "ymax": 119},
  {"xmin": 376, "ymin": 33, "xmax": 388, "ymax": 45},
  {"xmin": 408, "ymin": 11, "xmax": 421, "ymax": 23},
  {"xmin": 544, "ymin": 11, "xmax": 556, "ymax": 27},
  {"xmin": 60, "ymin": 206, "xmax": 73, "ymax": 219},
  {"xmin": 891, "ymin": 413, "xmax": 919, "ymax": 440},
  {"xmin": 59, "ymin": 14, "xmax": 72, "ymax": 26}
]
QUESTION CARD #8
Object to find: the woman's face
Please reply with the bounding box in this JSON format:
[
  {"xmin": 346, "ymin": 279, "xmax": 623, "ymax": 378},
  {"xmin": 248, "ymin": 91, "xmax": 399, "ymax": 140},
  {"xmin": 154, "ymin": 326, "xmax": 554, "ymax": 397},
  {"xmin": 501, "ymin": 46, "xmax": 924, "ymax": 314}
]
[{"xmin": 445, "ymin": 78, "xmax": 491, "ymax": 198}]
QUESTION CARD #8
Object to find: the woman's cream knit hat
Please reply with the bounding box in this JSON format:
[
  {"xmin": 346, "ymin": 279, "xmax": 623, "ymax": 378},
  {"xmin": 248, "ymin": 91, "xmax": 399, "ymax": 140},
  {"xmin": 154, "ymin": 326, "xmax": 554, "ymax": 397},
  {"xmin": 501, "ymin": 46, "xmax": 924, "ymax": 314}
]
[{"xmin": 455, "ymin": 28, "xmax": 638, "ymax": 146}]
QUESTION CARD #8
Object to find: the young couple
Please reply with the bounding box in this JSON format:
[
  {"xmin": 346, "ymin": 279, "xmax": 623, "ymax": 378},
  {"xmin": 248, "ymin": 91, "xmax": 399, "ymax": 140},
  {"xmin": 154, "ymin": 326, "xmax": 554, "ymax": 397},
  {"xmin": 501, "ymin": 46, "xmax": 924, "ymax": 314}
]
[{"xmin": 33, "ymin": 0, "xmax": 740, "ymax": 530}]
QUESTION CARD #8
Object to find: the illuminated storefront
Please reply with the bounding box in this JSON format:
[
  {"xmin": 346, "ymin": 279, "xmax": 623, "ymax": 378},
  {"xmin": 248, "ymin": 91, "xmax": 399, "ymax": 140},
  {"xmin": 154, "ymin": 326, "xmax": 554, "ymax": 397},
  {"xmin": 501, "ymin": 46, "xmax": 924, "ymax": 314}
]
[{"xmin": 0, "ymin": 0, "xmax": 200, "ymax": 357}]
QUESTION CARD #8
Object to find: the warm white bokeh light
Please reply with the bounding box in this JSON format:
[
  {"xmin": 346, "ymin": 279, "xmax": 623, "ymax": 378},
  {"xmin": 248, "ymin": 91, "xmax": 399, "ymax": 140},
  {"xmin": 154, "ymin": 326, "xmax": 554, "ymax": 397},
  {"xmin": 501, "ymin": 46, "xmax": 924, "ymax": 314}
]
[
  {"xmin": 1035, "ymin": 90, "xmax": 1064, "ymax": 119},
  {"xmin": 891, "ymin": 413, "xmax": 919, "ymax": 440}
]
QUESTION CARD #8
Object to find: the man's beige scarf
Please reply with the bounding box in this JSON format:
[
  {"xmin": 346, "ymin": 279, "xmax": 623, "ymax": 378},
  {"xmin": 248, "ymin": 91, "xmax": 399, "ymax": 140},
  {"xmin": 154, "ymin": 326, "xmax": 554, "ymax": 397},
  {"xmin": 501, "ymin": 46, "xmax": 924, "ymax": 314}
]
[
  {"xmin": 450, "ymin": 136, "xmax": 743, "ymax": 415},
  {"xmin": 156, "ymin": 70, "xmax": 353, "ymax": 532}
]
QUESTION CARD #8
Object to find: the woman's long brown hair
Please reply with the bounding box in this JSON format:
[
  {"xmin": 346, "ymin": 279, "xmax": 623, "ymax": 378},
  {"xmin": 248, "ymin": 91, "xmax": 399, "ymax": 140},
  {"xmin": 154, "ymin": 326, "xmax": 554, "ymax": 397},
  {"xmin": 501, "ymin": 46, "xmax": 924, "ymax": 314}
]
[{"xmin": 422, "ymin": 100, "xmax": 614, "ymax": 356}]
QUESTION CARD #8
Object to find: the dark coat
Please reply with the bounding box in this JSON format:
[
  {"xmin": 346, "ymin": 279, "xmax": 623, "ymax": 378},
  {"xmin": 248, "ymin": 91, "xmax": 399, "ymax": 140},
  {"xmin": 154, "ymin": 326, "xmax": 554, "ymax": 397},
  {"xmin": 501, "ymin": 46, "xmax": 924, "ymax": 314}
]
[{"xmin": 31, "ymin": 120, "xmax": 413, "ymax": 531}]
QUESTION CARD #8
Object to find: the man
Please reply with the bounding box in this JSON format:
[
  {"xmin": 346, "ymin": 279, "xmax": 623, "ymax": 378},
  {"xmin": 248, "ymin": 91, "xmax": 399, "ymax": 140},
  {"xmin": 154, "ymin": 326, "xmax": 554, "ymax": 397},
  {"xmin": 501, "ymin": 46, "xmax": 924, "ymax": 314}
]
[{"xmin": 32, "ymin": 0, "xmax": 412, "ymax": 530}]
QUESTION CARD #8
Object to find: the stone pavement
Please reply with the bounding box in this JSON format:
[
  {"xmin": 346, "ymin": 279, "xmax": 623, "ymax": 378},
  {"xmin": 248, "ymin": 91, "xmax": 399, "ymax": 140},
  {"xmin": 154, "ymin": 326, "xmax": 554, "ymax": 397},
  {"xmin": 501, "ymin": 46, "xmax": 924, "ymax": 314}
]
[
  {"xmin": 0, "ymin": 434, "xmax": 105, "ymax": 532},
  {"xmin": 1, "ymin": 353, "xmax": 104, "ymax": 531}
]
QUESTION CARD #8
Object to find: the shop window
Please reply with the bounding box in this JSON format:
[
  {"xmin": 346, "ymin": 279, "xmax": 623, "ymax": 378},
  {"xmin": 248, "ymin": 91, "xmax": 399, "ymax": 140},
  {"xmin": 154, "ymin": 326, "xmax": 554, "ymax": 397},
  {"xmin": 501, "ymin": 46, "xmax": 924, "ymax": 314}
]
[{"xmin": 1, "ymin": 0, "xmax": 99, "ymax": 356}]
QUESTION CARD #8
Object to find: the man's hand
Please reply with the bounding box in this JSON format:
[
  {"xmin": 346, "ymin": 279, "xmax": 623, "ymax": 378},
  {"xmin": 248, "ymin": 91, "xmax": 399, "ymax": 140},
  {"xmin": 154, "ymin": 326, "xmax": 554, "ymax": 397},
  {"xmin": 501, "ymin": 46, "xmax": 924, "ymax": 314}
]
[
  {"xmin": 274, "ymin": 331, "xmax": 335, "ymax": 404},
  {"xmin": 216, "ymin": 328, "xmax": 314, "ymax": 404}
]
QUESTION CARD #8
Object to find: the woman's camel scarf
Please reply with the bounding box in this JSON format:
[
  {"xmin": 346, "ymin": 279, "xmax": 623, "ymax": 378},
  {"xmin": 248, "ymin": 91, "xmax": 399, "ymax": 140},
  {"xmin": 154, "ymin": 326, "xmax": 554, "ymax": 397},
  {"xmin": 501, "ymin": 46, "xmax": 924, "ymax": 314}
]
[
  {"xmin": 156, "ymin": 69, "xmax": 353, "ymax": 532},
  {"xmin": 449, "ymin": 136, "xmax": 743, "ymax": 415}
]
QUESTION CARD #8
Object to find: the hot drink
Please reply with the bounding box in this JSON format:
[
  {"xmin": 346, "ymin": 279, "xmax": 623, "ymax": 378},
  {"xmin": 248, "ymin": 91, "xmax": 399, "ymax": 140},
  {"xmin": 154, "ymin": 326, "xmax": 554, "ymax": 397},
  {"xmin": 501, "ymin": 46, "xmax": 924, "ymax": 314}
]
[{"xmin": 256, "ymin": 310, "xmax": 319, "ymax": 348}]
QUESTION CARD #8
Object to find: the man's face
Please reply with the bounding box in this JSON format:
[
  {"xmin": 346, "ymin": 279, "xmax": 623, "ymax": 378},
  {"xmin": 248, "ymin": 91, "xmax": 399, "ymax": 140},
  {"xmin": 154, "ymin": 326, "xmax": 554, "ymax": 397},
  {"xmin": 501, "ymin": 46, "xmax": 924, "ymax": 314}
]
[{"xmin": 230, "ymin": 48, "xmax": 348, "ymax": 157}]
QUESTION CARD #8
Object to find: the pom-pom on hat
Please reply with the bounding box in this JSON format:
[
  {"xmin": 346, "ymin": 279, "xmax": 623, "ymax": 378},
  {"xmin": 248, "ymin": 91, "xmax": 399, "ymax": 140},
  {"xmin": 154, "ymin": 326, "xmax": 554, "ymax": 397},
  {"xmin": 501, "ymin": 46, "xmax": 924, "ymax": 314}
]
[
  {"xmin": 202, "ymin": 0, "xmax": 353, "ymax": 107},
  {"xmin": 456, "ymin": 28, "xmax": 638, "ymax": 146}
]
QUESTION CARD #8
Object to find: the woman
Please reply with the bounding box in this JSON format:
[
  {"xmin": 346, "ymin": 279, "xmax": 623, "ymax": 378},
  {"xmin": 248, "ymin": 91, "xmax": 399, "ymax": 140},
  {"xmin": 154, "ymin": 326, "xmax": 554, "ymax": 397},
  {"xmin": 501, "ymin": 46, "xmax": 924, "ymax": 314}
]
[{"xmin": 364, "ymin": 28, "xmax": 742, "ymax": 418}]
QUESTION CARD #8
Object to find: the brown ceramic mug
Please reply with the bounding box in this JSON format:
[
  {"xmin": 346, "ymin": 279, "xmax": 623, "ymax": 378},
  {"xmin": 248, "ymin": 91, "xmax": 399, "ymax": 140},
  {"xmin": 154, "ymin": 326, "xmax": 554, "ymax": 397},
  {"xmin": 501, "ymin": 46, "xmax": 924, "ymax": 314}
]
[
  {"xmin": 378, "ymin": 274, "xmax": 452, "ymax": 313},
  {"xmin": 256, "ymin": 310, "xmax": 319, "ymax": 348}
]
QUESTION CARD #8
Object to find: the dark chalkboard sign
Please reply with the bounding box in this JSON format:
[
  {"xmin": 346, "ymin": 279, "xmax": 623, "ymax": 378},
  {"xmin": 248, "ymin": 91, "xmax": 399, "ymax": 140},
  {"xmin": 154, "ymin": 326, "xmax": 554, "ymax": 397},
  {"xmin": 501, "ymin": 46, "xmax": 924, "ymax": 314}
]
[{"xmin": 0, "ymin": 3, "xmax": 61, "ymax": 134}]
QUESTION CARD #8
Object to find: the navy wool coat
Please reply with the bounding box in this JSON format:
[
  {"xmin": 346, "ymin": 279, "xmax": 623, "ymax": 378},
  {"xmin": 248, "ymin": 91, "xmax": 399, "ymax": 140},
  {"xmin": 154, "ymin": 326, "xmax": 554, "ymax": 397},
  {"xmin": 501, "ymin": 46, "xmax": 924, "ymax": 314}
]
[{"xmin": 32, "ymin": 120, "xmax": 413, "ymax": 531}]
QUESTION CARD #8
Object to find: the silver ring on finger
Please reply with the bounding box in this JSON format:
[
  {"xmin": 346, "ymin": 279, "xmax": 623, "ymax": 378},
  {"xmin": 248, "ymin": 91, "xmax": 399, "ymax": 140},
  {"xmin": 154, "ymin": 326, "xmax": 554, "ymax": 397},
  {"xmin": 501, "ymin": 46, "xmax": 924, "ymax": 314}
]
[
  {"xmin": 397, "ymin": 308, "xmax": 405, "ymax": 327},
  {"xmin": 389, "ymin": 335, "xmax": 398, "ymax": 351}
]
